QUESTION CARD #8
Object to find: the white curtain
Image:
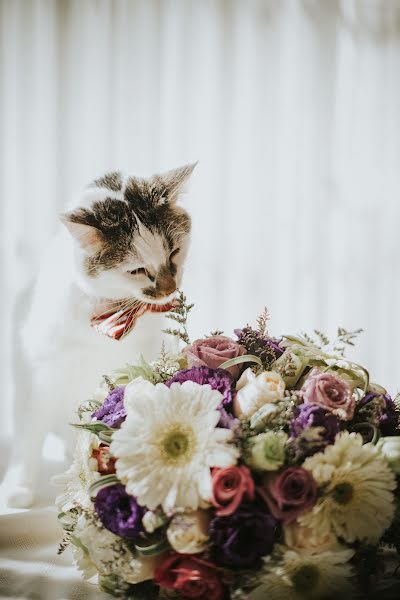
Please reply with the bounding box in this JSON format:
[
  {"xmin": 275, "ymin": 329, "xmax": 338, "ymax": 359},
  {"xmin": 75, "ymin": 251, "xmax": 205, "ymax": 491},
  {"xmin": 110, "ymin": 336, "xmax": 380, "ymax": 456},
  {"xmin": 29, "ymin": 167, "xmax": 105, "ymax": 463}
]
[
  {"xmin": 1, "ymin": 0, "xmax": 400, "ymax": 440},
  {"xmin": 1, "ymin": 0, "xmax": 400, "ymax": 596}
]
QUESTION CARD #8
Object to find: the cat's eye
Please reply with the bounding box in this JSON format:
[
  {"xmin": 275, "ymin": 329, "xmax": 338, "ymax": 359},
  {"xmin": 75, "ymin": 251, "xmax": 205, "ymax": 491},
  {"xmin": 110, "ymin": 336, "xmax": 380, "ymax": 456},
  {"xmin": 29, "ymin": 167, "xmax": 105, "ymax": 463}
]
[
  {"xmin": 128, "ymin": 268, "xmax": 147, "ymax": 277},
  {"xmin": 170, "ymin": 247, "xmax": 180, "ymax": 260}
]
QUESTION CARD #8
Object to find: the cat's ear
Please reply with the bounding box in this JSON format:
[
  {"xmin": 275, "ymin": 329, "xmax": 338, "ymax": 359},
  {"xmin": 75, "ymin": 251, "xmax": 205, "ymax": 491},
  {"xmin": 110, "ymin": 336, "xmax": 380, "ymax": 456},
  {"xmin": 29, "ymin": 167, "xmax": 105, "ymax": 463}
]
[
  {"xmin": 61, "ymin": 212, "xmax": 105, "ymax": 252},
  {"xmin": 157, "ymin": 162, "xmax": 197, "ymax": 204}
]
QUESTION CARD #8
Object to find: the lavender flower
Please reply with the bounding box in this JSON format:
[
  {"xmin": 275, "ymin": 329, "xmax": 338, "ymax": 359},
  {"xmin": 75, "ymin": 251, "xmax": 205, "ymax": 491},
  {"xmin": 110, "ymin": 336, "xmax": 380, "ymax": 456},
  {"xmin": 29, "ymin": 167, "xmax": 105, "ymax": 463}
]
[
  {"xmin": 92, "ymin": 386, "xmax": 126, "ymax": 428},
  {"xmin": 291, "ymin": 403, "xmax": 340, "ymax": 444},
  {"xmin": 95, "ymin": 484, "xmax": 144, "ymax": 539},
  {"xmin": 209, "ymin": 500, "xmax": 278, "ymax": 568}
]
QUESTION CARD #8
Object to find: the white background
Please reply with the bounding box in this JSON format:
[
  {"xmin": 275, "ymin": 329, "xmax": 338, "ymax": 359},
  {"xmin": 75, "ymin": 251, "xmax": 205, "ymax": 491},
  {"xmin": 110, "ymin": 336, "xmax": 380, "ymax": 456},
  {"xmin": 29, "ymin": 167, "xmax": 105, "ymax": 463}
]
[{"xmin": 1, "ymin": 0, "xmax": 400, "ymax": 440}]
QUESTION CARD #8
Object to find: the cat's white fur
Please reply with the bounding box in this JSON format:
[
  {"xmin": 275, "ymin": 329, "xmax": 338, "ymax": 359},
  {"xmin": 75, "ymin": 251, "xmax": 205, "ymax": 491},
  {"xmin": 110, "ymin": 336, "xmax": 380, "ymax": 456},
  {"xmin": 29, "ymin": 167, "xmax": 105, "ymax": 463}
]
[{"xmin": 4, "ymin": 172, "xmax": 191, "ymax": 508}]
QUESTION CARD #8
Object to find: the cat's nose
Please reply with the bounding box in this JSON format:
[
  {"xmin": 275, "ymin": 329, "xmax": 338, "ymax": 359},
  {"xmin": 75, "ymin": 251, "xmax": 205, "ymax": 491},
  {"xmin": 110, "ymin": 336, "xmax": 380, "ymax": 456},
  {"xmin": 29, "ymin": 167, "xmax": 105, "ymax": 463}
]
[{"xmin": 159, "ymin": 277, "xmax": 177, "ymax": 297}]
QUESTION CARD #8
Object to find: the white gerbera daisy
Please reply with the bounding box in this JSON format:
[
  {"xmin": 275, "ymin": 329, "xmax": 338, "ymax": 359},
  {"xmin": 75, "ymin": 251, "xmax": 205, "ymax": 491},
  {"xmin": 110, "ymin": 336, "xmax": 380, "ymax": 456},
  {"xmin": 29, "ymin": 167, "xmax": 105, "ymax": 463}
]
[
  {"xmin": 249, "ymin": 545, "xmax": 355, "ymax": 600},
  {"xmin": 299, "ymin": 431, "xmax": 396, "ymax": 544},
  {"xmin": 54, "ymin": 430, "xmax": 100, "ymax": 512},
  {"xmin": 111, "ymin": 379, "xmax": 239, "ymax": 512}
]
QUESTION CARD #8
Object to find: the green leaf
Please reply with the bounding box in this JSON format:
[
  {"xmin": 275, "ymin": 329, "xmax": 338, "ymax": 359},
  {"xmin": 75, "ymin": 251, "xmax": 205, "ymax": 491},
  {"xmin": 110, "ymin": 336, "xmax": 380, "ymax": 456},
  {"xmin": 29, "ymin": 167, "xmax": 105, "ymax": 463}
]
[
  {"xmin": 89, "ymin": 474, "xmax": 120, "ymax": 496},
  {"xmin": 219, "ymin": 354, "xmax": 262, "ymax": 370},
  {"xmin": 70, "ymin": 422, "xmax": 116, "ymax": 436}
]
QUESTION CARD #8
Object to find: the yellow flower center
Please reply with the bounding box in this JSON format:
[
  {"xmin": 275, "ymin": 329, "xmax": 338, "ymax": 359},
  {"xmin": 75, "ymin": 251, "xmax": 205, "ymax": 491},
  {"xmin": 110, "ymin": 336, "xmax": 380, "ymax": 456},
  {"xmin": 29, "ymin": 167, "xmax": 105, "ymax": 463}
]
[
  {"xmin": 292, "ymin": 564, "xmax": 320, "ymax": 592},
  {"xmin": 160, "ymin": 424, "xmax": 195, "ymax": 465},
  {"xmin": 332, "ymin": 482, "xmax": 353, "ymax": 505}
]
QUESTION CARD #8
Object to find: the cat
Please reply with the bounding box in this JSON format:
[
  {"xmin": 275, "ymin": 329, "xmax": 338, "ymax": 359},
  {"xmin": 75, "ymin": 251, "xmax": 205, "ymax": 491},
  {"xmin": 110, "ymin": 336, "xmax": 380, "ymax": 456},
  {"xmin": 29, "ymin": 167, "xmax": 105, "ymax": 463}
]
[{"xmin": 5, "ymin": 163, "xmax": 195, "ymax": 508}]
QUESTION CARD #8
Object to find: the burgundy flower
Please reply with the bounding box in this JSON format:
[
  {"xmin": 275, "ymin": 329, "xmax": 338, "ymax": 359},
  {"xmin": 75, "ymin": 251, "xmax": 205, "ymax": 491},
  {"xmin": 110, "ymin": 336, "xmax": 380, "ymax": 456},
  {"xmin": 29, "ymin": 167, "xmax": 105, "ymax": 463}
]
[
  {"xmin": 155, "ymin": 554, "xmax": 225, "ymax": 600},
  {"xmin": 183, "ymin": 336, "xmax": 247, "ymax": 379},
  {"xmin": 260, "ymin": 467, "xmax": 317, "ymax": 524},
  {"xmin": 302, "ymin": 368, "xmax": 355, "ymax": 421}
]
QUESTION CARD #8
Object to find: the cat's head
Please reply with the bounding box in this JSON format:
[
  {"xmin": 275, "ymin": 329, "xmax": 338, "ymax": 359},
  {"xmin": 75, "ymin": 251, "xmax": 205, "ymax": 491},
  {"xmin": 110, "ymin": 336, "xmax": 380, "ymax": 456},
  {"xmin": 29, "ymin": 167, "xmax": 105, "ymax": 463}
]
[{"xmin": 62, "ymin": 163, "xmax": 195, "ymax": 303}]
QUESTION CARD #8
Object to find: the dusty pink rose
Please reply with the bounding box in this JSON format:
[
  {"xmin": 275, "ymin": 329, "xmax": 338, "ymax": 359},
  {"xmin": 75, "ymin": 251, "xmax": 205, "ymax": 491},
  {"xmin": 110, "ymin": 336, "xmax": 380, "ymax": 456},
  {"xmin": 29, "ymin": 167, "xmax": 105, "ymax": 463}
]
[
  {"xmin": 211, "ymin": 466, "xmax": 255, "ymax": 516},
  {"xmin": 260, "ymin": 467, "xmax": 317, "ymax": 523},
  {"xmin": 302, "ymin": 368, "xmax": 355, "ymax": 420},
  {"xmin": 183, "ymin": 335, "xmax": 247, "ymax": 379}
]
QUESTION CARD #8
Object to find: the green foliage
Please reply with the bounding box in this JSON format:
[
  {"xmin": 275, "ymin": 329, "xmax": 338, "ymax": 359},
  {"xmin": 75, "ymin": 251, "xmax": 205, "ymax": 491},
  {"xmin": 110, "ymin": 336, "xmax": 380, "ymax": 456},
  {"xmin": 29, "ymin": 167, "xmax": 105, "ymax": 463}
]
[
  {"xmin": 236, "ymin": 326, "xmax": 278, "ymax": 372},
  {"xmin": 112, "ymin": 355, "xmax": 163, "ymax": 385},
  {"xmin": 206, "ymin": 329, "xmax": 224, "ymax": 337},
  {"xmin": 297, "ymin": 327, "xmax": 363, "ymax": 357},
  {"xmin": 152, "ymin": 342, "xmax": 182, "ymax": 382},
  {"xmin": 57, "ymin": 507, "xmax": 80, "ymax": 554},
  {"xmin": 77, "ymin": 399, "xmax": 102, "ymax": 421},
  {"xmin": 70, "ymin": 421, "xmax": 116, "ymax": 437},
  {"xmin": 256, "ymin": 307, "xmax": 270, "ymax": 336},
  {"xmin": 163, "ymin": 290, "xmax": 194, "ymax": 345},
  {"xmin": 333, "ymin": 327, "xmax": 364, "ymax": 355}
]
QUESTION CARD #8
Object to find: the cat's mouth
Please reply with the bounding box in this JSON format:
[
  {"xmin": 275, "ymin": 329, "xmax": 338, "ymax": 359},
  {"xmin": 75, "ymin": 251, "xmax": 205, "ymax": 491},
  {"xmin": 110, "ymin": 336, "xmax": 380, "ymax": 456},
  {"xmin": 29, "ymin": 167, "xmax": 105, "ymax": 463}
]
[{"xmin": 142, "ymin": 292, "xmax": 177, "ymax": 307}]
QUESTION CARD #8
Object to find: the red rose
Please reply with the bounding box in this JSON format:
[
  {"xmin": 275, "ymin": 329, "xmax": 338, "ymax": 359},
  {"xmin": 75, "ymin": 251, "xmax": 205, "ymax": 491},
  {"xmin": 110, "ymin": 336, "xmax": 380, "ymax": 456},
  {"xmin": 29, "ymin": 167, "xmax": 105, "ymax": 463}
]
[
  {"xmin": 155, "ymin": 554, "xmax": 225, "ymax": 600},
  {"xmin": 260, "ymin": 467, "xmax": 317, "ymax": 523},
  {"xmin": 211, "ymin": 466, "xmax": 255, "ymax": 516},
  {"xmin": 92, "ymin": 445, "xmax": 116, "ymax": 475}
]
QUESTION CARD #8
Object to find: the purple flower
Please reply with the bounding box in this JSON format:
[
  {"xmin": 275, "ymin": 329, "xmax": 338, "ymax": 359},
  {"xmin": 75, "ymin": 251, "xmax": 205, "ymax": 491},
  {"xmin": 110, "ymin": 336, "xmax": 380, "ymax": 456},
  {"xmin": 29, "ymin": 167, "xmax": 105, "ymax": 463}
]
[
  {"xmin": 167, "ymin": 367, "xmax": 233, "ymax": 405},
  {"xmin": 358, "ymin": 392, "xmax": 399, "ymax": 436},
  {"xmin": 209, "ymin": 500, "xmax": 278, "ymax": 568},
  {"xmin": 217, "ymin": 407, "xmax": 240, "ymax": 431},
  {"xmin": 291, "ymin": 403, "xmax": 340, "ymax": 443},
  {"xmin": 92, "ymin": 386, "xmax": 126, "ymax": 428},
  {"xmin": 95, "ymin": 484, "xmax": 144, "ymax": 539},
  {"xmin": 166, "ymin": 367, "xmax": 238, "ymax": 430},
  {"xmin": 234, "ymin": 328, "xmax": 285, "ymax": 358}
]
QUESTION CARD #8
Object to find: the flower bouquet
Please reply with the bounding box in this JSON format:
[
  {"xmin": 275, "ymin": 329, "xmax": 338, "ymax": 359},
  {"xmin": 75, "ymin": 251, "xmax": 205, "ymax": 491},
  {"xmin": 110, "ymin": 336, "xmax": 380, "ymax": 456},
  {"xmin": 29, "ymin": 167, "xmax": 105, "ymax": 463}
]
[{"xmin": 56, "ymin": 296, "xmax": 400, "ymax": 599}]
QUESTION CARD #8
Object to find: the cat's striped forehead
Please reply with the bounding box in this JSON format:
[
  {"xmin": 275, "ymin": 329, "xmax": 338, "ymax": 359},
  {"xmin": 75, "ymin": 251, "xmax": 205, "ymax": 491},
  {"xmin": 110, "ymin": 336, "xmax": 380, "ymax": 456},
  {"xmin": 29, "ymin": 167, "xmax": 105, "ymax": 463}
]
[{"xmin": 73, "ymin": 168, "xmax": 192, "ymax": 277}]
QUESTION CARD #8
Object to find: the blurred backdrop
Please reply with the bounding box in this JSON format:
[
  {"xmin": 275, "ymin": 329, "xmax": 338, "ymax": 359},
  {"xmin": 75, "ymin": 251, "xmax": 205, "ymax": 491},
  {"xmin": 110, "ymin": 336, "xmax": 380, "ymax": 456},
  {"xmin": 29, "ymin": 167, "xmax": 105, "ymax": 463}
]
[{"xmin": 1, "ymin": 0, "xmax": 400, "ymax": 441}]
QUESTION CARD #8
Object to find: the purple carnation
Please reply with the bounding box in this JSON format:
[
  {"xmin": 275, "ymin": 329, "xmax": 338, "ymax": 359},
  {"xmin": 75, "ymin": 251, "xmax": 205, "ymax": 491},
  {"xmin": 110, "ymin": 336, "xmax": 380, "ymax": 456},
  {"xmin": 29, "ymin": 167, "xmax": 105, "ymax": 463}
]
[
  {"xmin": 92, "ymin": 386, "xmax": 126, "ymax": 428},
  {"xmin": 209, "ymin": 500, "xmax": 278, "ymax": 568},
  {"xmin": 95, "ymin": 484, "xmax": 144, "ymax": 539},
  {"xmin": 291, "ymin": 403, "xmax": 340, "ymax": 444},
  {"xmin": 166, "ymin": 367, "xmax": 233, "ymax": 405},
  {"xmin": 358, "ymin": 392, "xmax": 399, "ymax": 436},
  {"xmin": 166, "ymin": 367, "xmax": 237, "ymax": 430}
]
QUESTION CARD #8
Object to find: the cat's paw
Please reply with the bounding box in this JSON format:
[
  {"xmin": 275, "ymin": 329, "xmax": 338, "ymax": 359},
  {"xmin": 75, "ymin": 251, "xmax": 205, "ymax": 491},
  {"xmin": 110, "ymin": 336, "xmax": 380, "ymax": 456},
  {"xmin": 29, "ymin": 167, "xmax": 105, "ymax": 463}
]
[{"xmin": 6, "ymin": 486, "xmax": 35, "ymax": 508}]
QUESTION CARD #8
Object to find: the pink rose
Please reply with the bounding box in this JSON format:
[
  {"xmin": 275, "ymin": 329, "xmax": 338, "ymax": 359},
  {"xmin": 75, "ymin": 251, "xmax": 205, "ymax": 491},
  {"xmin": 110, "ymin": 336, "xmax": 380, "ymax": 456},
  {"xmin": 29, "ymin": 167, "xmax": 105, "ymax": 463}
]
[
  {"xmin": 260, "ymin": 467, "xmax": 317, "ymax": 523},
  {"xmin": 211, "ymin": 466, "xmax": 255, "ymax": 516},
  {"xmin": 302, "ymin": 368, "xmax": 355, "ymax": 420},
  {"xmin": 183, "ymin": 335, "xmax": 247, "ymax": 379}
]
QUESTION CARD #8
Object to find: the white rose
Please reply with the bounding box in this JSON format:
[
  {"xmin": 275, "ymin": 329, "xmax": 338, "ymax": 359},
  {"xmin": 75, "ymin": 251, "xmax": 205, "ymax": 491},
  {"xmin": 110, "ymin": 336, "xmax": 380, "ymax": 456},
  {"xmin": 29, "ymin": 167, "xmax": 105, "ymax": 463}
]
[
  {"xmin": 166, "ymin": 510, "xmax": 210, "ymax": 554},
  {"xmin": 233, "ymin": 368, "xmax": 285, "ymax": 418},
  {"xmin": 378, "ymin": 436, "xmax": 400, "ymax": 474},
  {"xmin": 142, "ymin": 511, "xmax": 166, "ymax": 534}
]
